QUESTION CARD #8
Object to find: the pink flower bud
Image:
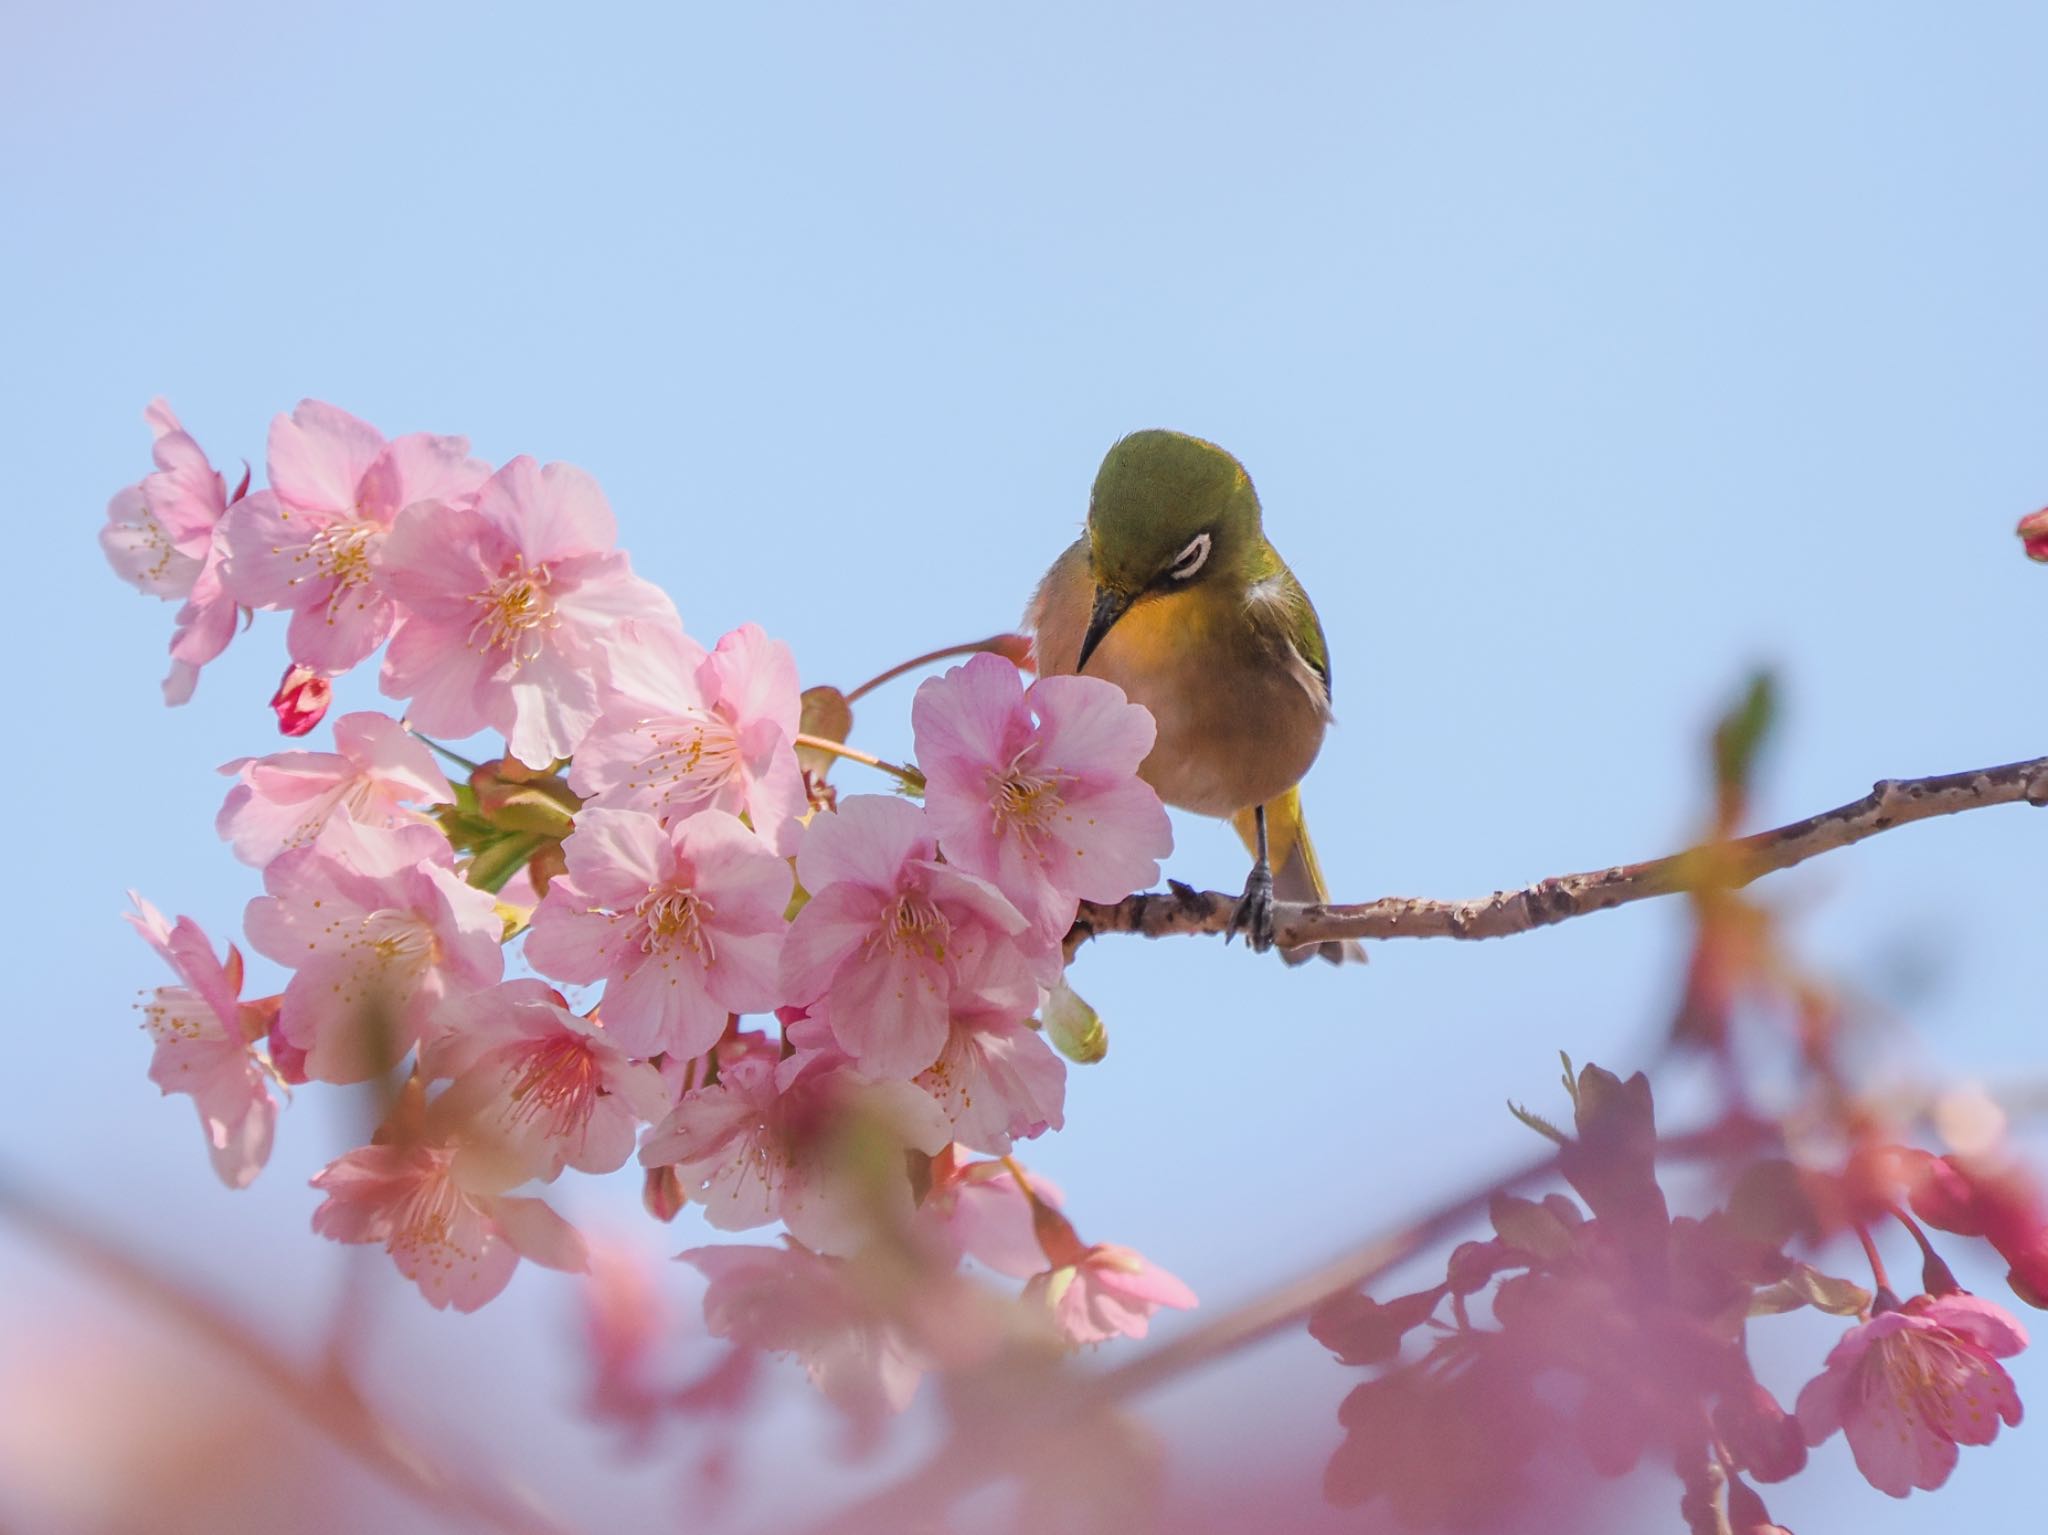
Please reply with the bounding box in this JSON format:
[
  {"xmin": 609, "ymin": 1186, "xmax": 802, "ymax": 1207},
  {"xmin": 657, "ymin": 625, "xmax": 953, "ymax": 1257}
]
[
  {"xmin": 269, "ymin": 664, "xmax": 332, "ymax": 737},
  {"xmin": 641, "ymin": 1165, "xmax": 687, "ymax": 1223},
  {"xmin": 1713, "ymin": 1380, "xmax": 1807, "ymax": 1483},
  {"xmin": 1726, "ymin": 1475, "xmax": 1792, "ymax": 1535},
  {"xmin": 2019, "ymin": 506, "xmax": 2048, "ymax": 562}
]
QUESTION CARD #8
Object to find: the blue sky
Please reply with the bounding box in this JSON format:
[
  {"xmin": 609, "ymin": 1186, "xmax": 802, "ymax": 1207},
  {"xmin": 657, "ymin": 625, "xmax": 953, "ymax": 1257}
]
[{"xmin": 6, "ymin": 3, "xmax": 2048, "ymax": 1529}]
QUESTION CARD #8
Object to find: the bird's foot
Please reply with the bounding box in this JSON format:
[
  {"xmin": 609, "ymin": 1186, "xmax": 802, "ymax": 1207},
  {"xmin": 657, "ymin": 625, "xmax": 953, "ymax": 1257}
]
[{"xmin": 1227, "ymin": 863, "xmax": 1277, "ymax": 954}]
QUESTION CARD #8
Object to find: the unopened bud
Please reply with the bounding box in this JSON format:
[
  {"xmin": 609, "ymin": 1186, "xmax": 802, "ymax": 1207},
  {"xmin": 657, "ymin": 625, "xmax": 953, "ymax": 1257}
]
[
  {"xmin": 1726, "ymin": 1473, "xmax": 1793, "ymax": 1535},
  {"xmin": 469, "ymin": 758, "xmax": 580, "ymax": 839},
  {"xmin": 1713, "ymin": 1380, "xmax": 1807, "ymax": 1483},
  {"xmin": 2018, "ymin": 506, "xmax": 2048, "ymax": 563},
  {"xmin": 987, "ymin": 632, "xmax": 1036, "ymax": 671},
  {"xmin": 1040, "ymin": 976, "xmax": 1107, "ymax": 1064},
  {"xmin": 269, "ymin": 664, "xmax": 332, "ymax": 737},
  {"xmin": 642, "ymin": 1165, "xmax": 687, "ymax": 1223}
]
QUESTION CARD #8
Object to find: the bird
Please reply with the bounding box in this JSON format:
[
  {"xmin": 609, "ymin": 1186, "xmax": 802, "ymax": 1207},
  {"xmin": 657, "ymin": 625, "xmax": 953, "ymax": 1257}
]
[{"xmin": 1027, "ymin": 429, "xmax": 1361, "ymax": 964}]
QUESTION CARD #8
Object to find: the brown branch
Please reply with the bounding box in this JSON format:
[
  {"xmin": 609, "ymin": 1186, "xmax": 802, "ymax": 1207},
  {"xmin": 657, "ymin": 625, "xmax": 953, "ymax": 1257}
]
[
  {"xmin": 1068, "ymin": 753, "xmax": 2048, "ymax": 953},
  {"xmin": 791, "ymin": 1118, "xmax": 1783, "ymax": 1535},
  {"xmin": 0, "ymin": 1168, "xmax": 584, "ymax": 1535}
]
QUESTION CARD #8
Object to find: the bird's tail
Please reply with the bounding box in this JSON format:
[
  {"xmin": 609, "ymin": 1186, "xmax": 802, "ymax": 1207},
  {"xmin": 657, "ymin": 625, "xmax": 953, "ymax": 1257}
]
[{"xmin": 1232, "ymin": 787, "xmax": 1366, "ymax": 966}]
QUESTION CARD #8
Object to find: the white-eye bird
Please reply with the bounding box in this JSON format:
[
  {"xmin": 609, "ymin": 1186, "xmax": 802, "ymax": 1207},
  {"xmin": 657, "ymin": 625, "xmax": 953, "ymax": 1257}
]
[{"xmin": 1027, "ymin": 429, "xmax": 1361, "ymax": 963}]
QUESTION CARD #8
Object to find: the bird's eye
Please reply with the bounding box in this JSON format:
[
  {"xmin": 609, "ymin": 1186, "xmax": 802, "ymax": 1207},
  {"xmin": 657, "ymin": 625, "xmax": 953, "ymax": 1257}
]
[{"xmin": 1168, "ymin": 532, "xmax": 1212, "ymax": 581}]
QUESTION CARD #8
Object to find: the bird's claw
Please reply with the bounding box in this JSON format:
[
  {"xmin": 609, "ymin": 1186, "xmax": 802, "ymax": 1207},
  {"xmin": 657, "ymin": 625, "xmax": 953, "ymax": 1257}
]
[{"xmin": 1227, "ymin": 864, "xmax": 1277, "ymax": 954}]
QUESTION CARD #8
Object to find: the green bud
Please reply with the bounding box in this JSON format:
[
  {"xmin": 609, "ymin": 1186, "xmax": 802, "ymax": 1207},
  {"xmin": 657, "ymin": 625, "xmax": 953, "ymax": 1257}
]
[{"xmin": 1041, "ymin": 976, "xmax": 1107, "ymax": 1064}]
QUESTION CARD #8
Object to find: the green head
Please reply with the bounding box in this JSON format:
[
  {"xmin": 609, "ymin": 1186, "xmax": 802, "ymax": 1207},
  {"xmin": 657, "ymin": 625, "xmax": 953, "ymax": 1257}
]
[{"xmin": 1076, "ymin": 429, "xmax": 1265, "ymax": 671}]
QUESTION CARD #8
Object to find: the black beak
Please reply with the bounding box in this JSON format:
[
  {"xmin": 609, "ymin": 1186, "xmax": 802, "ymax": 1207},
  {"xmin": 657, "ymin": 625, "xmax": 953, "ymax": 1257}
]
[{"xmin": 1075, "ymin": 586, "xmax": 1134, "ymax": 674}]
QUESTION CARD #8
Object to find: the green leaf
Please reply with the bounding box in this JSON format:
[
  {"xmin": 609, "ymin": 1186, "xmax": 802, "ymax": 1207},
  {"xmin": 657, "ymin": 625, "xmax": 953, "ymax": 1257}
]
[
  {"xmin": 1489, "ymin": 1194, "xmax": 1576, "ymax": 1261},
  {"xmin": 1507, "ymin": 1101, "xmax": 1568, "ymax": 1144},
  {"xmin": 1749, "ymin": 1261, "xmax": 1871, "ymax": 1318},
  {"xmin": 465, "ymin": 831, "xmax": 547, "ymax": 893},
  {"xmin": 1711, "ymin": 669, "xmax": 1779, "ymax": 793}
]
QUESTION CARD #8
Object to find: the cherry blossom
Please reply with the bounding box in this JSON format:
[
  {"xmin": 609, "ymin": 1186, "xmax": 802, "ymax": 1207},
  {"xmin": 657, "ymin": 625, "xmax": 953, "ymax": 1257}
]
[
  {"xmin": 572, "ymin": 619, "xmax": 808, "ymax": 855},
  {"xmin": 683, "ymin": 1243, "xmax": 928, "ymax": 1423},
  {"xmin": 242, "ymin": 819, "xmax": 503, "ymax": 1083},
  {"xmin": 524, "ymin": 808, "xmax": 792, "ymax": 1060},
  {"xmin": 916, "ymin": 936, "xmax": 1066, "ymax": 1155},
  {"xmin": 781, "ymin": 796, "xmax": 1043, "ymax": 1079},
  {"xmin": 1019, "ymin": 1200, "xmax": 1197, "ymax": 1347},
  {"xmin": 311, "ymin": 1138, "xmax": 588, "ymax": 1311},
  {"xmin": 913, "ymin": 652, "xmax": 1171, "ymax": 938},
  {"xmin": 380, "ymin": 455, "xmax": 678, "ymax": 765},
  {"xmin": 124, "ymin": 895, "xmax": 277, "ymax": 1189},
  {"xmin": 99, "ymin": 398, "xmax": 245, "ymax": 703},
  {"xmin": 638, "ymin": 1023, "xmax": 950, "ymax": 1255},
  {"xmin": 422, "ymin": 979, "xmax": 670, "ymax": 1190},
  {"xmin": 1796, "ymin": 1292, "xmax": 2027, "ymax": 1496},
  {"xmin": 220, "ymin": 400, "xmax": 490, "ymax": 671},
  {"xmin": 216, "ymin": 710, "xmax": 453, "ymax": 866},
  {"xmin": 915, "ymin": 1146, "xmax": 1064, "ymax": 1278}
]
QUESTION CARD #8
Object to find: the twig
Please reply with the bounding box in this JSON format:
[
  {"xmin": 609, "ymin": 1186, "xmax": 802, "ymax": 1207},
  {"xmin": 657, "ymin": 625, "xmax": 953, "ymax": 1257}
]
[
  {"xmin": 0, "ymin": 1169, "xmax": 584, "ymax": 1535},
  {"xmin": 791, "ymin": 733, "xmax": 924, "ymax": 789},
  {"xmin": 788, "ymin": 1117, "xmax": 1781, "ymax": 1535},
  {"xmin": 1068, "ymin": 753, "xmax": 2048, "ymax": 953},
  {"xmin": 842, "ymin": 633, "xmax": 1029, "ymax": 703}
]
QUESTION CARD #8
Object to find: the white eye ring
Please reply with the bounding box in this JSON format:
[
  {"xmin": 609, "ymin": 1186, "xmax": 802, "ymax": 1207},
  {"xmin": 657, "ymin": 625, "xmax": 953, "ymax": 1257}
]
[{"xmin": 1169, "ymin": 532, "xmax": 1212, "ymax": 581}]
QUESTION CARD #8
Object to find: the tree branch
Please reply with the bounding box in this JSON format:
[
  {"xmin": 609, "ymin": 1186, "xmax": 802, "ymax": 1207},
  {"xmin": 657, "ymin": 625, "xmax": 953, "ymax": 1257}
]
[
  {"xmin": 0, "ymin": 1168, "xmax": 584, "ymax": 1535},
  {"xmin": 1067, "ymin": 753, "xmax": 2048, "ymax": 952}
]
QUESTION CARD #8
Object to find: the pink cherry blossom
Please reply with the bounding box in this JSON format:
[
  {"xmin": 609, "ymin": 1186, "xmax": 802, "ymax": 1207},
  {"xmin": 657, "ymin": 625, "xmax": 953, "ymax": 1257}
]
[
  {"xmin": 421, "ymin": 979, "xmax": 670, "ymax": 1190},
  {"xmin": 683, "ymin": 1243, "xmax": 928, "ymax": 1423},
  {"xmin": 1024, "ymin": 1241, "xmax": 1198, "ymax": 1347},
  {"xmin": 269, "ymin": 663, "xmax": 333, "ymax": 736},
  {"xmin": 100, "ymin": 400, "xmax": 212, "ymax": 597},
  {"xmin": 379, "ymin": 455, "xmax": 678, "ymax": 766},
  {"xmin": 99, "ymin": 398, "xmax": 245, "ymax": 703},
  {"xmin": 638, "ymin": 1028, "xmax": 950, "ymax": 1254},
  {"xmin": 571, "ymin": 619, "xmax": 808, "ymax": 855},
  {"xmin": 915, "ymin": 1146, "xmax": 1064, "ymax": 1278},
  {"xmin": 217, "ymin": 711, "xmax": 453, "ymax": 866},
  {"xmin": 524, "ymin": 808, "xmax": 792, "ymax": 1060},
  {"xmin": 124, "ymin": 894, "xmax": 278, "ymax": 1189},
  {"xmin": 780, "ymin": 796, "xmax": 1043, "ymax": 1079},
  {"xmin": 1796, "ymin": 1292, "xmax": 2027, "ymax": 1497},
  {"xmin": 913, "ymin": 652, "xmax": 1171, "ymax": 938},
  {"xmin": 916, "ymin": 935, "xmax": 1065, "ymax": 1154},
  {"xmin": 242, "ymin": 820, "xmax": 504, "ymax": 1083},
  {"xmin": 310, "ymin": 1138, "xmax": 587, "ymax": 1311},
  {"xmin": 219, "ymin": 400, "xmax": 490, "ymax": 672}
]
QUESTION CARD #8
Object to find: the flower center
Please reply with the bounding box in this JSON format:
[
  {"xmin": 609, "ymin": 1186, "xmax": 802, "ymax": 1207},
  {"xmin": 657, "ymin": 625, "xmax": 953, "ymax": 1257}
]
[
  {"xmin": 390, "ymin": 1154, "xmax": 472, "ymax": 1262},
  {"xmin": 359, "ymin": 909, "xmax": 437, "ymax": 970},
  {"xmin": 310, "ymin": 519, "xmax": 379, "ymax": 592},
  {"xmin": 504, "ymin": 1033, "xmax": 602, "ymax": 1139},
  {"xmin": 875, "ymin": 891, "xmax": 950, "ymax": 962},
  {"xmin": 636, "ymin": 885, "xmax": 716, "ymax": 961},
  {"xmin": 988, "ymin": 752, "xmax": 1067, "ymax": 848},
  {"xmin": 624, "ymin": 713, "xmax": 743, "ymax": 819},
  {"xmin": 140, "ymin": 987, "xmax": 214, "ymax": 1044},
  {"xmin": 469, "ymin": 556, "xmax": 558, "ymax": 662}
]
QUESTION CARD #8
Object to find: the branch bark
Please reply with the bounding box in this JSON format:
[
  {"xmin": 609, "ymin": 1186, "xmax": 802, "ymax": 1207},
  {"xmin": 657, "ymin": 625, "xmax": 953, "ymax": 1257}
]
[{"xmin": 1067, "ymin": 753, "xmax": 2048, "ymax": 952}]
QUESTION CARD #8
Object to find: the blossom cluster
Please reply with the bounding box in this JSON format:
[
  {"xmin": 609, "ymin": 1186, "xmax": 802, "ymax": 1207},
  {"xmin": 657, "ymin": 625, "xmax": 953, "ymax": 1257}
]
[
  {"xmin": 1310, "ymin": 1063, "xmax": 2036, "ymax": 1530},
  {"xmin": 107, "ymin": 399, "xmax": 1189, "ymax": 1415}
]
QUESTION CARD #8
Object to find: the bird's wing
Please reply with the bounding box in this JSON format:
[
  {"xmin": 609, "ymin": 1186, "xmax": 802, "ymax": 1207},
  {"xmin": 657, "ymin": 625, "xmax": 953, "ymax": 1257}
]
[{"xmin": 1247, "ymin": 563, "xmax": 1334, "ymax": 716}]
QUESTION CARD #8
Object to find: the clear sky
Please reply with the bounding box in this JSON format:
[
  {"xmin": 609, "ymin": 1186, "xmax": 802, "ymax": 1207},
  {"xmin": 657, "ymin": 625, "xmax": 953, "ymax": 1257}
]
[{"xmin": 5, "ymin": 3, "xmax": 2047, "ymax": 1530}]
